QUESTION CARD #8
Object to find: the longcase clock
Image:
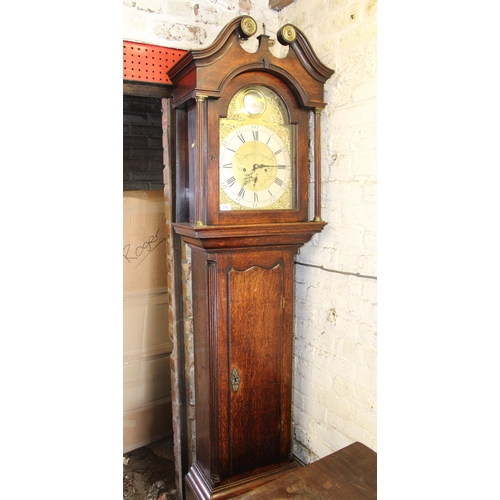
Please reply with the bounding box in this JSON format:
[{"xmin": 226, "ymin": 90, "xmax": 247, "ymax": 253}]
[{"xmin": 167, "ymin": 16, "xmax": 334, "ymax": 500}]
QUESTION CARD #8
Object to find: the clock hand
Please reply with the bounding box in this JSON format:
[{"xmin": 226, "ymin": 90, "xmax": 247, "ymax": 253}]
[
  {"xmin": 253, "ymin": 164, "xmax": 289, "ymax": 170},
  {"xmin": 253, "ymin": 163, "xmax": 277, "ymax": 171}
]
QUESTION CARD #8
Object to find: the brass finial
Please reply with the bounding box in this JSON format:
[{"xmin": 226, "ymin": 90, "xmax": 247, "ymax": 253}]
[
  {"xmin": 240, "ymin": 16, "xmax": 257, "ymax": 38},
  {"xmin": 277, "ymin": 24, "xmax": 297, "ymax": 45}
]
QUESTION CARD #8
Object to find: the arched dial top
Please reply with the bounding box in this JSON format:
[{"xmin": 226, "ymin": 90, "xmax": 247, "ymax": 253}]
[{"xmin": 219, "ymin": 86, "xmax": 295, "ymax": 211}]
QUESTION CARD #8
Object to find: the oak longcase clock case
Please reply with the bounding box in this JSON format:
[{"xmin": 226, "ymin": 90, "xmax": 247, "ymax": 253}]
[{"xmin": 167, "ymin": 16, "xmax": 333, "ymax": 500}]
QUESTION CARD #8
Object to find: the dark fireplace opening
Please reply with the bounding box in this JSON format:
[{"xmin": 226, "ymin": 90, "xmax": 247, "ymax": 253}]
[{"xmin": 123, "ymin": 95, "xmax": 163, "ymax": 191}]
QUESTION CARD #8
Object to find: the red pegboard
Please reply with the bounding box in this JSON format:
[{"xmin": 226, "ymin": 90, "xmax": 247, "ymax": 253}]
[{"xmin": 123, "ymin": 41, "xmax": 186, "ymax": 84}]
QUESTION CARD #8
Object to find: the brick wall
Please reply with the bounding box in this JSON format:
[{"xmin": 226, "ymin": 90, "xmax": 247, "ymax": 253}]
[
  {"xmin": 123, "ymin": 0, "xmax": 281, "ymax": 50},
  {"xmin": 279, "ymin": 0, "xmax": 377, "ymax": 460},
  {"xmin": 123, "ymin": 95, "xmax": 164, "ymax": 190}
]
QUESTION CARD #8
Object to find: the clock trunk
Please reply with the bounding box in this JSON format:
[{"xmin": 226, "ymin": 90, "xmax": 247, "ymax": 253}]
[{"xmin": 189, "ymin": 246, "xmax": 295, "ymax": 481}]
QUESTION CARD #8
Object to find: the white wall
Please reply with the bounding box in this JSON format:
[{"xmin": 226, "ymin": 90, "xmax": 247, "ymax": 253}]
[
  {"xmin": 123, "ymin": 0, "xmax": 377, "ymax": 464},
  {"xmin": 278, "ymin": 0, "xmax": 377, "ymax": 462},
  {"xmin": 123, "ymin": 0, "xmax": 281, "ymax": 49}
]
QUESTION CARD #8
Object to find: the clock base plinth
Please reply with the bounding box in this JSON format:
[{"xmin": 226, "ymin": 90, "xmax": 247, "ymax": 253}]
[{"xmin": 185, "ymin": 460, "xmax": 300, "ymax": 500}]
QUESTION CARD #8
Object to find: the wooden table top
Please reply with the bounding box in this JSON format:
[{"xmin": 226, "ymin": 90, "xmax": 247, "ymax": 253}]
[{"xmin": 233, "ymin": 441, "xmax": 377, "ymax": 499}]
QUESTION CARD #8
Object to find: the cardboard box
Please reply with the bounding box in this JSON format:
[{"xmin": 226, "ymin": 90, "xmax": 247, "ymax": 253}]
[
  {"xmin": 123, "ymin": 190, "xmax": 168, "ymax": 293},
  {"xmin": 124, "ymin": 348, "xmax": 172, "ymax": 412},
  {"xmin": 123, "ymin": 292, "xmax": 173, "ymax": 358},
  {"xmin": 123, "ymin": 191, "xmax": 173, "ymax": 452},
  {"xmin": 123, "ymin": 401, "xmax": 173, "ymax": 454}
]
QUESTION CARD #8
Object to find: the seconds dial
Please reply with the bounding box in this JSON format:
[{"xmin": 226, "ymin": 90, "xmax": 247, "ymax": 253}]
[{"xmin": 220, "ymin": 124, "xmax": 292, "ymax": 209}]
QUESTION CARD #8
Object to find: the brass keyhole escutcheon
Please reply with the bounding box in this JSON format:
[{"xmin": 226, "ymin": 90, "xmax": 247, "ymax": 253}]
[{"xmin": 231, "ymin": 367, "xmax": 241, "ymax": 392}]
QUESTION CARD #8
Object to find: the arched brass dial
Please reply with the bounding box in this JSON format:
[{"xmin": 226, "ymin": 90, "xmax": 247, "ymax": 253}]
[{"xmin": 219, "ymin": 85, "xmax": 295, "ymax": 211}]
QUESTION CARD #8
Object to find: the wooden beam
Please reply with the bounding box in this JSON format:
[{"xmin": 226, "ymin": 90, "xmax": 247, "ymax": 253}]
[
  {"xmin": 123, "ymin": 80, "xmax": 173, "ymax": 98},
  {"xmin": 269, "ymin": 0, "xmax": 295, "ymax": 11}
]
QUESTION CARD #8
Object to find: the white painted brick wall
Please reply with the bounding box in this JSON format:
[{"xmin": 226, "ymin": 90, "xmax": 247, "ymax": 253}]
[
  {"xmin": 123, "ymin": 0, "xmax": 281, "ymax": 49},
  {"xmin": 282, "ymin": 0, "xmax": 377, "ymax": 461},
  {"xmin": 124, "ymin": 0, "xmax": 377, "ymax": 464}
]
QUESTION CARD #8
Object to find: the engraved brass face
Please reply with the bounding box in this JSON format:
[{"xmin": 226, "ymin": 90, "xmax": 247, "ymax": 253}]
[
  {"xmin": 219, "ymin": 86, "xmax": 295, "ymax": 211},
  {"xmin": 224, "ymin": 125, "xmax": 288, "ymax": 200}
]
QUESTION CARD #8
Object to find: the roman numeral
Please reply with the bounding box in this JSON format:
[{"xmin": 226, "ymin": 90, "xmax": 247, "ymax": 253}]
[
  {"xmin": 274, "ymin": 177, "xmax": 284, "ymax": 187},
  {"xmin": 227, "ymin": 176, "xmax": 236, "ymax": 186},
  {"xmin": 254, "ymin": 192, "xmax": 259, "ymax": 202},
  {"xmin": 252, "ymin": 130, "xmax": 259, "ymax": 141},
  {"xmin": 237, "ymin": 133, "xmax": 245, "ymax": 143},
  {"xmin": 274, "ymin": 148, "xmax": 282, "ymax": 156},
  {"xmin": 238, "ymin": 187, "xmax": 245, "ymax": 198}
]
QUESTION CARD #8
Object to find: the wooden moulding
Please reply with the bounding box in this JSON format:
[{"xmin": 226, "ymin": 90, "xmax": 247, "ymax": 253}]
[
  {"xmin": 167, "ymin": 16, "xmax": 333, "ymax": 110},
  {"xmin": 186, "ymin": 459, "xmax": 299, "ymax": 500},
  {"xmin": 172, "ymin": 221, "xmax": 327, "ymax": 251},
  {"xmin": 123, "ymin": 80, "xmax": 173, "ymax": 98}
]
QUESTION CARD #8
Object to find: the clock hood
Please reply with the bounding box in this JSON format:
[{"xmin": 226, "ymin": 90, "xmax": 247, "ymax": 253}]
[{"xmin": 167, "ymin": 16, "xmax": 334, "ymax": 110}]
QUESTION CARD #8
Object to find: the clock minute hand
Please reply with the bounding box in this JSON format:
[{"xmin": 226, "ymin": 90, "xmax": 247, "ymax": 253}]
[{"xmin": 252, "ymin": 163, "xmax": 282, "ymax": 171}]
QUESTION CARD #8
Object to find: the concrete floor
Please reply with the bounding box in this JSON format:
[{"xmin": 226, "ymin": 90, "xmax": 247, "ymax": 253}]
[{"xmin": 123, "ymin": 435, "xmax": 177, "ymax": 500}]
